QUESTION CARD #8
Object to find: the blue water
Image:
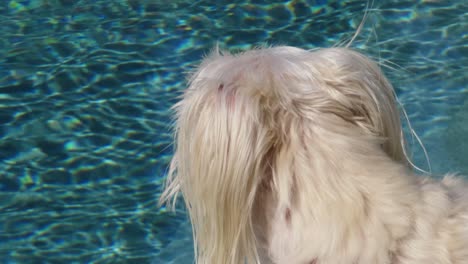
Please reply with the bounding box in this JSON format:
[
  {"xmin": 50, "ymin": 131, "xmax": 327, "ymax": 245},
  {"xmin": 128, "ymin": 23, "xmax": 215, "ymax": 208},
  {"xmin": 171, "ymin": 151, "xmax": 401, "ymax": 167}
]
[{"xmin": 0, "ymin": 0, "xmax": 466, "ymax": 263}]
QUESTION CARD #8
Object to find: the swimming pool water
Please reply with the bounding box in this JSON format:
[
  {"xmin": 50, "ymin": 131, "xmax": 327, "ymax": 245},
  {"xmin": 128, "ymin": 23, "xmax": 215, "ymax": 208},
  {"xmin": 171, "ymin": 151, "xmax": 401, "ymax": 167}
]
[{"xmin": 0, "ymin": 0, "xmax": 466, "ymax": 263}]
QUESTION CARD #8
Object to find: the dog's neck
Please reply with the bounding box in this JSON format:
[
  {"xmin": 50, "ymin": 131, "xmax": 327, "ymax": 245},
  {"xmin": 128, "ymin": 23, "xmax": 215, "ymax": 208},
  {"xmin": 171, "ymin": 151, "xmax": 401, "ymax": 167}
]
[{"xmin": 253, "ymin": 132, "xmax": 420, "ymax": 264}]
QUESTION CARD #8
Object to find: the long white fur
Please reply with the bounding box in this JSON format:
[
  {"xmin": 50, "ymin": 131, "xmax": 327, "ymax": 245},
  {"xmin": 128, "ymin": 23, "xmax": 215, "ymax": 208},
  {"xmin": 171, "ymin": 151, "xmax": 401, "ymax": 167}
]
[{"xmin": 159, "ymin": 46, "xmax": 468, "ymax": 264}]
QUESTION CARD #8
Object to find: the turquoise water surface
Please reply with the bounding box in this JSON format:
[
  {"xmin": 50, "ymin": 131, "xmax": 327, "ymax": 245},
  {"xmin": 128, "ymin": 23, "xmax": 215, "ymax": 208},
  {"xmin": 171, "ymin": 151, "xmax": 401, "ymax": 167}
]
[{"xmin": 0, "ymin": 0, "xmax": 466, "ymax": 263}]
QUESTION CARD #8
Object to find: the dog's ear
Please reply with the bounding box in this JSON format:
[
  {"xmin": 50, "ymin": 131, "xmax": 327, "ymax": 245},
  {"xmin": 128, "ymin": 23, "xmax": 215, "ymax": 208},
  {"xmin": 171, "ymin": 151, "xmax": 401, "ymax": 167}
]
[
  {"xmin": 162, "ymin": 55, "xmax": 273, "ymax": 263},
  {"xmin": 312, "ymin": 48, "xmax": 408, "ymax": 165}
]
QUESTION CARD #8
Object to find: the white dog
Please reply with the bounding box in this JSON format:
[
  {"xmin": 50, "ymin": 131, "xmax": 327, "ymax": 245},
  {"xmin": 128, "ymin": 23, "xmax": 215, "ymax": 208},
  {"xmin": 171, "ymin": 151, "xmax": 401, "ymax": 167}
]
[{"xmin": 159, "ymin": 46, "xmax": 468, "ymax": 264}]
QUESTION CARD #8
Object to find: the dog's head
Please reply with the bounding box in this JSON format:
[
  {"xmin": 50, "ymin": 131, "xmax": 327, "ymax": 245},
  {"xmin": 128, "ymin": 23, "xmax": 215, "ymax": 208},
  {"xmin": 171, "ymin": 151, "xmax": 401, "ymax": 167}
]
[{"xmin": 160, "ymin": 46, "xmax": 408, "ymax": 263}]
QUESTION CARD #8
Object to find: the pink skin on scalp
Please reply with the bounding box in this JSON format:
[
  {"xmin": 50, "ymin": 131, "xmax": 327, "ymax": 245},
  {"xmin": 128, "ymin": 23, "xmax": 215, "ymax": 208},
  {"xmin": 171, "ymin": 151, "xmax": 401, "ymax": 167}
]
[{"xmin": 218, "ymin": 83, "xmax": 236, "ymax": 109}]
